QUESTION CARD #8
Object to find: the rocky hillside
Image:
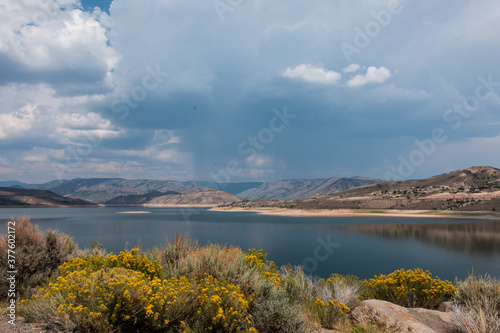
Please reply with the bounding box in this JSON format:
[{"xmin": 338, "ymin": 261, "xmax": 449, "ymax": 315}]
[
  {"xmin": 105, "ymin": 191, "xmax": 181, "ymax": 205},
  {"xmin": 236, "ymin": 177, "xmax": 383, "ymax": 200},
  {"xmin": 194, "ymin": 181, "xmax": 264, "ymax": 196},
  {"xmin": 15, "ymin": 178, "xmax": 208, "ymax": 204},
  {"xmin": 226, "ymin": 166, "xmax": 500, "ymax": 211},
  {"xmin": 143, "ymin": 189, "xmax": 240, "ymax": 207},
  {"xmin": 0, "ymin": 187, "xmax": 96, "ymax": 207}
]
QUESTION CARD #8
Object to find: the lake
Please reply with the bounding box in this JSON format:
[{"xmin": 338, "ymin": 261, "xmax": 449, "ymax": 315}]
[{"xmin": 1, "ymin": 207, "xmax": 499, "ymax": 281}]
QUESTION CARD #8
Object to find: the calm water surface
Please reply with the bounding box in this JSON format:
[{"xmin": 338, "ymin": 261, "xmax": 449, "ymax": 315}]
[{"xmin": 1, "ymin": 207, "xmax": 499, "ymax": 280}]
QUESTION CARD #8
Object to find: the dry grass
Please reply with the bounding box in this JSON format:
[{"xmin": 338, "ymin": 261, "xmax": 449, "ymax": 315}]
[
  {"xmin": 323, "ymin": 275, "xmax": 362, "ymax": 310},
  {"xmin": 0, "ymin": 217, "xmax": 77, "ymax": 298},
  {"xmin": 454, "ymin": 274, "xmax": 500, "ymax": 333},
  {"xmin": 149, "ymin": 233, "xmax": 263, "ymax": 293},
  {"xmin": 173, "ymin": 244, "xmax": 262, "ymax": 294},
  {"xmin": 158, "ymin": 232, "xmax": 199, "ymax": 266}
]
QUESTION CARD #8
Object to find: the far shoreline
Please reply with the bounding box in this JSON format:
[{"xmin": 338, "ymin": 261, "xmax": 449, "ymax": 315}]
[{"xmin": 209, "ymin": 207, "xmax": 500, "ymax": 220}]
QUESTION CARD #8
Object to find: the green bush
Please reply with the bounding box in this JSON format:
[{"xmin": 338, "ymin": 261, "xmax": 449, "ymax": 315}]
[{"xmin": 250, "ymin": 279, "xmax": 308, "ymax": 333}]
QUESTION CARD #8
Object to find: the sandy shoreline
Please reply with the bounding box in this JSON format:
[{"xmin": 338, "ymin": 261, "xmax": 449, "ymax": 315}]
[
  {"xmin": 116, "ymin": 211, "xmax": 152, "ymax": 214},
  {"xmin": 209, "ymin": 207, "xmax": 500, "ymax": 220}
]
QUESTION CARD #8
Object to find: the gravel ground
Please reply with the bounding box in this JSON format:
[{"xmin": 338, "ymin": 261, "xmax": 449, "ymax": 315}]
[{"xmin": 0, "ymin": 317, "xmax": 63, "ymax": 333}]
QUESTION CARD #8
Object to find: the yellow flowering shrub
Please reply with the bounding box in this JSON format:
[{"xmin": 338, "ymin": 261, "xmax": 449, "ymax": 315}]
[
  {"xmin": 245, "ymin": 249, "xmax": 280, "ymax": 285},
  {"xmin": 308, "ymin": 298, "xmax": 350, "ymax": 329},
  {"xmin": 22, "ymin": 267, "xmax": 151, "ymax": 332},
  {"xmin": 143, "ymin": 274, "xmax": 255, "ymax": 332},
  {"xmin": 21, "ymin": 256, "xmax": 256, "ymax": 332},
  {"xmin": 361, "ymin": 268, "xmax": 457, "ymax": 308},
  {"xmin": 191, "ymin": 274, "xmax": 254, "ymax": 332},
  {"xmin": 59, "ymin": 248, "xmax": 163, "ymax": 280}
]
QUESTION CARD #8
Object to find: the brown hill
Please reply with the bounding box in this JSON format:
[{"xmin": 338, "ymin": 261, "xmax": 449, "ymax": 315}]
[
  {"xmin": 143, "ymin": 189, "xmax": 240, "ymax": 207},
  {"xmin": 105, "ymin": 191, "xmax": 181, "ymax": 205},
  {"xmin": 0, "ymin": 187, "xmax": 96, "ymax": 208},
  {"xmin": 225, "ymin": 166, "xmax": 500, "ymax": 211}
]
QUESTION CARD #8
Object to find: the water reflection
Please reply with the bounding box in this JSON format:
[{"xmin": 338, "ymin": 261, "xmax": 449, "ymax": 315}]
[{"xmin": 335, "ymin": 221, "xmax": 500, "ymax": 256}]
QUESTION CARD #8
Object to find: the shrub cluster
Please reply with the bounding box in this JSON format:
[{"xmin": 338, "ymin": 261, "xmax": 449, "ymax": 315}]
[
  {"xmin": 10, "ymin": 218, "xmax": 496, "ymax": 333},
  {"xmin": 278, "ymin": 267, "xmax": 352, "ymax": 330},
  {"xmin": 244, "ymin": 249, "xmax": 280, "ymax": 285},
  {"xmin": 59, "ymin": 248, "xmax": 163, "ymax": 280},
  {"xmin": 0, "ymin": 217, "xmax": 77, "ymax": 298},
  {"xmin": 21, "ymin": 249, "xmax": 257, "ymax": 332},
  {"xmin": 361, "ymin": 268, "xmax": 457, "ymax": 308}
]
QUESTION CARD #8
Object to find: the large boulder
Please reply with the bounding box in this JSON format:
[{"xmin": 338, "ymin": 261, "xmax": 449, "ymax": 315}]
[{"xmin": 352, "ymin": 300, "xmax": 458, "ymax": 333}]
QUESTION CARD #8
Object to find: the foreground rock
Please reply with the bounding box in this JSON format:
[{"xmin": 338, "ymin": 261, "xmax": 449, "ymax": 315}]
[{"xmin": 352, "ymin": 300, "xmax": 457, "ymax": 333}]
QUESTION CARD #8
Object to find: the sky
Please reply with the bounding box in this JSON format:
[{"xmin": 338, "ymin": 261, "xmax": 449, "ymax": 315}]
[{"xmin": 1, "ymin": 0, "xmax": 500, "ymax": 184}]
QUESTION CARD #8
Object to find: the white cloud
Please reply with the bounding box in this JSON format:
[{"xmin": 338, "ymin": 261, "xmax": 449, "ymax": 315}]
[
  {"xmin": 1, "ymin": 0, "xmax": 500, "ymax": 182},
  {"xmin": 246, "ymin": 154, "xmax": 272, "ymax": 168},
  {"xmin": 342, "ymin": 64, "xmax": 361, "ymax": 73},
  {"xmin": 347, "ymin": 66, "xmax": 392, "ymax": 87},
  {"xmin": 283, "ymin": 64, "xmax": 342, "ymax": 84},
  {"xmin": 0, "ymin": 0, "xmax": 120, "ymax": 92},
  {"xmin": 153, "ymin": 130, "xmax": 181, "ymax": 145},
  {"xmin": 0, "ymin": 84, "xmax": 117, "ymax": 142},
  {"xmin": 117, "ymin": 147, "xmax": 191, "ymax": 164},
  {"xmin": 0, "ymin": 104, "xmax": 39, "ymax": 139},
  {"xmin": 367, "ymin": 84, "xmax": 432, "ymax": 102}
]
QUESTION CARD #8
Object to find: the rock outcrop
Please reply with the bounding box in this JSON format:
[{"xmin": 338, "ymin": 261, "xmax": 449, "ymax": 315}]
[{"xmin": 351, "ymin": 300, "xmax": 458, "ymax": 333}]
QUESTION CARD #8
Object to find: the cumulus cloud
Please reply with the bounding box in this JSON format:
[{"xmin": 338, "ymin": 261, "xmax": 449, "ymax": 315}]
[
  {"xmin": 283, "ymin": 64, "xmax": 342, "ymax": 84},
  {"xmin": 347, "ymin": 66, "xmax": 392, "ymax": 87},
  {"xmin": 0, "ymin": 104, "xmax": 38, "ymax": 139},
  {"xmin": 0, "ymin": 0, "xmax": 119, "ymax": 93},
  {"xmin": 342, "ymin": 64, "xmax": 361, "ymax": 73},
  {"xmin": 1, "ymin": 0, "xmax": 500, "ymax": 182},
  {"xmin": 0, "ymin": 84, "xmax": 115, "ymax": 142}
]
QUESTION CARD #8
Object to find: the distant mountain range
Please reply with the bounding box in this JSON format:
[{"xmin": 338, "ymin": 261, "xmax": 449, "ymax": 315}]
[
  {"xmin": 0, "ymin": 187, "xmax": 96, "ymax": 207},
  {"xmin": 235, "ymin": 177, "xmax": 383, "ymax": 200},
  {"xmin": 10, "ymin": 178, "xmax": 208, "ymax": 204},
  {"xmin": 226, "ymin": 166, "xmax": 500, "ymax": 211},
  {"xmin": 3, "ymin": 176, "xmax": 383, "ymax": 204},
  {"xmin": 3, "ymin": 167, "xmax": 500, "ymax": 210}
]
